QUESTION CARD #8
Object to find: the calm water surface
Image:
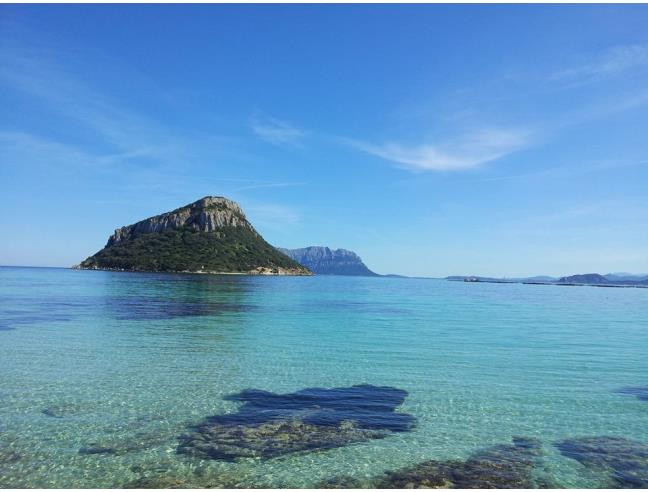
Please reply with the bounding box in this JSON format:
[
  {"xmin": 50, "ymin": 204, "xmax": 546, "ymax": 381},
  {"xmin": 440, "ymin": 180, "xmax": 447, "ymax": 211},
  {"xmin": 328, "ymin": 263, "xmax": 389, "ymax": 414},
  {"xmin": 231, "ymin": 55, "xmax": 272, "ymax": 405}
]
[{"xmin": 1, "ymin": 266, "xmax": 647, "ymax": 488}]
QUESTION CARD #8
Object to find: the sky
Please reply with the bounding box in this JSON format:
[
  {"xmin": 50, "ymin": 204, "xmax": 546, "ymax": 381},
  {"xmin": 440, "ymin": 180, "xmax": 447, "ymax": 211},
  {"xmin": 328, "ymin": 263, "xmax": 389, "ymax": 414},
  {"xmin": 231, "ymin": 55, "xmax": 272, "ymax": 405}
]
[{"xmin": 1, "ymin": 4, "xmax": 648, "ymax": 277}]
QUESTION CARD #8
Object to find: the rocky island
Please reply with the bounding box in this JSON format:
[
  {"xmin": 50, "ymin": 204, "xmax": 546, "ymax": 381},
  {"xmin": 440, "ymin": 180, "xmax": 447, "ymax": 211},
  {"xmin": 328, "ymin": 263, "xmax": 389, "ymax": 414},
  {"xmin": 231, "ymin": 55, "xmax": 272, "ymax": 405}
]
[
  {"xmin": 278, "ymin": 246, "xmax": 378, "ymax": 276},
  {"xmin": 77, "ymin": 196, "xmax": 311, "ymax": 275}
]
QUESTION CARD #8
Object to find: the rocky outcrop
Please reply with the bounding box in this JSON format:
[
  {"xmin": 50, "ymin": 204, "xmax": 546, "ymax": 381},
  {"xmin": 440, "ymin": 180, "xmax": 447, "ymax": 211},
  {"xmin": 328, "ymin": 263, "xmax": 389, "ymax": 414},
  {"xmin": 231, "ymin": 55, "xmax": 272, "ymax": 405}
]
[
  {"xmin": 77, "ymin": 196, "xmax": 311, "ymax": 275},
  {"xmin": 106, "ymin": 197, "xmax": 252, "ymax": 246},
  {"xmin": 278, "ymin": 246, "xmax": 378, "ymax": 276}
]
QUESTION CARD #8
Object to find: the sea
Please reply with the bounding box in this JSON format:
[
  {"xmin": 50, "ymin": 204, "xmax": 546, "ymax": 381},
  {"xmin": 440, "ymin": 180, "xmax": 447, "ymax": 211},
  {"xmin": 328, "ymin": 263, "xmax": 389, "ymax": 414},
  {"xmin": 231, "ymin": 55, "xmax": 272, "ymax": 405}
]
[{"xmin": 1, "ymin": 266, "xmax": 647, "ymax": 488}]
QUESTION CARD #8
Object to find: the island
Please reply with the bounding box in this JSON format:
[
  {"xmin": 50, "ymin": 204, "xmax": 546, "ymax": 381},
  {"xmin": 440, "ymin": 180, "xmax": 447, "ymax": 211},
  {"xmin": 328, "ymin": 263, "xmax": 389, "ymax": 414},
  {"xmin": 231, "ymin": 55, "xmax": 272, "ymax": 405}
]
[{"xmin": 76, "ymin": 196, "xmax": 312, "ymax": 275}]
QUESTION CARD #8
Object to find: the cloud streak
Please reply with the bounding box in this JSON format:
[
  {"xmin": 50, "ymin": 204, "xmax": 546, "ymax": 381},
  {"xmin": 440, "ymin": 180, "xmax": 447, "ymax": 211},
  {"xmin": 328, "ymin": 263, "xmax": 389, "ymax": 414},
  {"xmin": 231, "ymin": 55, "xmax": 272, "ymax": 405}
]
[
  {"xmin": 480, "ymin": 158, "xmax": 648, "ymax": 183},
  {"xmin": 344, "ymin": 128, "xmax": 532, "ymax": 172},
  {"xmin": 245, "ymin": 203, "xmax": 301, "ymax": 229},
  {"xmin": 233, "ymin": 181, "xmax": 307, "ymax": 192},
  {"xmin": 250, "ymin": 114, "xmax": 305, "ymax": 146},
  {"xmin": 0, "ymin": 49, "xmax": 159, "ymax": 154},
  {"xmin": 550, "ymin": 43, "xmax": 648, "ymax": 85}
]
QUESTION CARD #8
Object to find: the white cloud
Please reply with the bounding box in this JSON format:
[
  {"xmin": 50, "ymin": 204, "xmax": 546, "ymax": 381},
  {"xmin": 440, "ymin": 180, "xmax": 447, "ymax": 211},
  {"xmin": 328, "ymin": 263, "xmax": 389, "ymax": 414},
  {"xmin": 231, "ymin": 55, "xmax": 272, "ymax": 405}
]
[
  {"xmin": 345, "ymin": 128, "xmax": 531, "ymax": 172},
  {"xmin": 250, "ymin": 114, "xmax": 305, "ymax": 146}
]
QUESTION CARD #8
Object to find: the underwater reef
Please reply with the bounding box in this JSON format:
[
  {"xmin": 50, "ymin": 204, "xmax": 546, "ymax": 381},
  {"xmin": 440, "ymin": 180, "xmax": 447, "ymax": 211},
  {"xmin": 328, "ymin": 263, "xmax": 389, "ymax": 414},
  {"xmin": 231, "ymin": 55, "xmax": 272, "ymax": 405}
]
[
  {"xmin": 373, "ymin": 436, "xmax": 546, "ymax": 489},
  {"xmin": 556, "ymin": 436, "xmax": 648, "ymax": 488},
  {"xmin": 178, "ymin": 384, "xmax": 415, "ymax": 460}
]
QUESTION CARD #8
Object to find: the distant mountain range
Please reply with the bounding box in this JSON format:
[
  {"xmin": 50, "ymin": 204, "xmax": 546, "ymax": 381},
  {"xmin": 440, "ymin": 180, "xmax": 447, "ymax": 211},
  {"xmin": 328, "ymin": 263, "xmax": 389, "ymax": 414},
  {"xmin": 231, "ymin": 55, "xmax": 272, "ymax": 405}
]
[
  {"xmin": 604, "ymin": 272, "xmax": 648, "ymax": 282},
  {"xmin": 278, "ymin": 246, "xmax": 379, "ymax": 276},
  {"xmin": 76, "ymin": 196, "xmax": 311, "ymax": 275},
  {"xmin": 448, "ymin": 273, "xmax": 648, "ymax": 287}
]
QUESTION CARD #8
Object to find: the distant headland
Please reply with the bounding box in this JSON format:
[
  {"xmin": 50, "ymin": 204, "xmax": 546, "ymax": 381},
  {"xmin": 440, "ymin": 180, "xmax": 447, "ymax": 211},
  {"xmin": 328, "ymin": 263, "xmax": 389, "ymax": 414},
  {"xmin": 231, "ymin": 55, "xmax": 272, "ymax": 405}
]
[{"xmin": 278, "ymin": 246, "xmax": 378, "ymax": 276}]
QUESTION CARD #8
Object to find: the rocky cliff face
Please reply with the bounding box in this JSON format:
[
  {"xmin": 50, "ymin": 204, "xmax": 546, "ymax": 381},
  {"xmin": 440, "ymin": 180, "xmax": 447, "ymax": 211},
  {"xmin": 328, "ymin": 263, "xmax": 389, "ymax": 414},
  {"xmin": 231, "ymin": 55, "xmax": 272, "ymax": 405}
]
[
  {"xmin": 107, "ymin": 196, "xmax": 254, "ymax": 247},
  {"xmin": 278, "ymin": 246, "xmax": 378, "ymax": 276},
  {"xmin": 78, "ymin": 196, "xmax": 311, "ymax": 275}
]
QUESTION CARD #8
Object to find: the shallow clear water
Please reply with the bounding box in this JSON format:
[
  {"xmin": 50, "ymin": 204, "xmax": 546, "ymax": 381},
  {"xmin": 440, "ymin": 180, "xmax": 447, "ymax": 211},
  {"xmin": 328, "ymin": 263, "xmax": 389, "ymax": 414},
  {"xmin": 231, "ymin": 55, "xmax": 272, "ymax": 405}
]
[{"xmin": 1, "ymin": 266, "xmax": 647, "ymax": 488}]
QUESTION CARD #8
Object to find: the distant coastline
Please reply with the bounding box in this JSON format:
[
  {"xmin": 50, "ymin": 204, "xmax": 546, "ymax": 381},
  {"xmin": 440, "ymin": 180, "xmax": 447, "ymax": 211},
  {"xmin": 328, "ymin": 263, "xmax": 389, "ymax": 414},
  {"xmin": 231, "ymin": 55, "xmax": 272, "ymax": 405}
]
[
  {"xmin": 447, "ymin": 274, "xmax": 648, "ymax": 289},
  {"xmin": 73, "ymin": 264, "xmax": 311, "ymax": 276},
  {"xmin": 3, "ymin": 265, "xmax": 648, "ymax": 288}
]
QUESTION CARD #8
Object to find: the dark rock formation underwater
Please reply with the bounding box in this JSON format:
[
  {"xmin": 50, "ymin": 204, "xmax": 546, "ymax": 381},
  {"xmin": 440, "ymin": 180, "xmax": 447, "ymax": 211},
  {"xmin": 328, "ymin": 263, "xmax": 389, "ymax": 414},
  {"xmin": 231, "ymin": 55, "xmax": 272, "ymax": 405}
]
[{"xmin": 177, "ymin": 384, "xmax": 415, "ymax": 460}]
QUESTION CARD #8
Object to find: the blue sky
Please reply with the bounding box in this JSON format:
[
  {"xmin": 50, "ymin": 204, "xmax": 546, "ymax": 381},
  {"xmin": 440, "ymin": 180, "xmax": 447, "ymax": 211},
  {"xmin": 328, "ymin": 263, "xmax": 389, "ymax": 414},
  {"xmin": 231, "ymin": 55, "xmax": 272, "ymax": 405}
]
[{"xmin": 1, "ymin": 4, "xmax": 648, "ymax": 277}]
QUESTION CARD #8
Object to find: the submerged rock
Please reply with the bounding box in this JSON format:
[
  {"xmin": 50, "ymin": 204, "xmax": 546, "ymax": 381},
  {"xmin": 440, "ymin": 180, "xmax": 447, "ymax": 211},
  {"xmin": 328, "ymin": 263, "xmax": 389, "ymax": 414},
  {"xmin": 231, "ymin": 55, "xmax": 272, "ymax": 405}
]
[
  {"xmin": 376, "ymin": 460, "xmax": 458, "ymax": 488},
  {"xmin": 79, "ymin": 446, "xmax": 117, "ymax": 455},
  {"xmin": 0, "ymin": 449, "xmax": 22, "ymax": 464},
  {"xmin": 178, "ymin": 384, "xmax": 415, "ymax": 460},
  {"xmin": 616, "ymin": 385, "xmax": 648, "ymax": 402},
  {"xmin": 78, "ymin": 430, "xmax": 173, "ymax": 457},
  {"xmin": 179, "ymin": 418, "xmax": 385, "ymax": 460},
  {"xmin": 42, "ymin": 406, "xmax": 81, "ymax": 418},
  {"xmin": 42, "ymin": 408, "xmax": 65, "ymax": 418},
  {"xmin": 556, "ymin": 436, "xmax": 648, "ymax": 488},
  {"xmin": 108, "ymin": 296, "xmax": 253, "ymax": 321},
  {"xmin": 315, "ymin": 475, "xmax": 368, "ymax": 488},
  {"xmin": 42, "ymin": 401, "xmax": 96, "ymax": 418},
  {"xmin": 375, "ymin": 437, "xmax": 545, "ymax": 488},
  {"xmin": 123, "ymin": 475, "xmax": 188, "ymax": 489}
]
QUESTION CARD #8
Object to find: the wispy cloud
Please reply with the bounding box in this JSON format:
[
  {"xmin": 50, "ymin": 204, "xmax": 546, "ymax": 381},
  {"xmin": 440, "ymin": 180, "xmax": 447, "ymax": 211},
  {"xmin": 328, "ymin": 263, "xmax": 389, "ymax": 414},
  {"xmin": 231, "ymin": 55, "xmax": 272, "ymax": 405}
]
[
  {"xmin": 344, "ymin": 128, "xmax": 532, "ymax": 172},
  {"xmin": 0, "ymin": 38, "xmax": 260, "ymax": 185},
  {"xmin": 0, "ymin": 131, "xmax": 95, "ymax": 168},
  {"xmin": 233, "ymin": 181, "xmax": 307, "ymax": 192},
  {"xmin": 0, "ymin": 49, "xmax": 159, "ymax": 154},
  {"xmin": 245, "ymin": 203, "xmax": 301, "ymax": 229},
  {"xmin": 481, "ymin": 158, "xmax": 648, "ymax": 183},
  {"xmin": 550, "ymin": 43, "xmax": 648, "ymax": 85},
  {"xmin": 250, "ymin": 114, "xmax": 306, "ymax": 146}
]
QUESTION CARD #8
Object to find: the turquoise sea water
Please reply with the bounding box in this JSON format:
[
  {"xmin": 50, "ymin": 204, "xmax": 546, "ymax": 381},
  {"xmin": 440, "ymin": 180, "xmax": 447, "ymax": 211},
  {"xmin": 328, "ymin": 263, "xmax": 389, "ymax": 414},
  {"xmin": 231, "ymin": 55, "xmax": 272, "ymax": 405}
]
[{"xmin": 1, "ymin": 266, "xmax": 647, "ymax": 488}]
